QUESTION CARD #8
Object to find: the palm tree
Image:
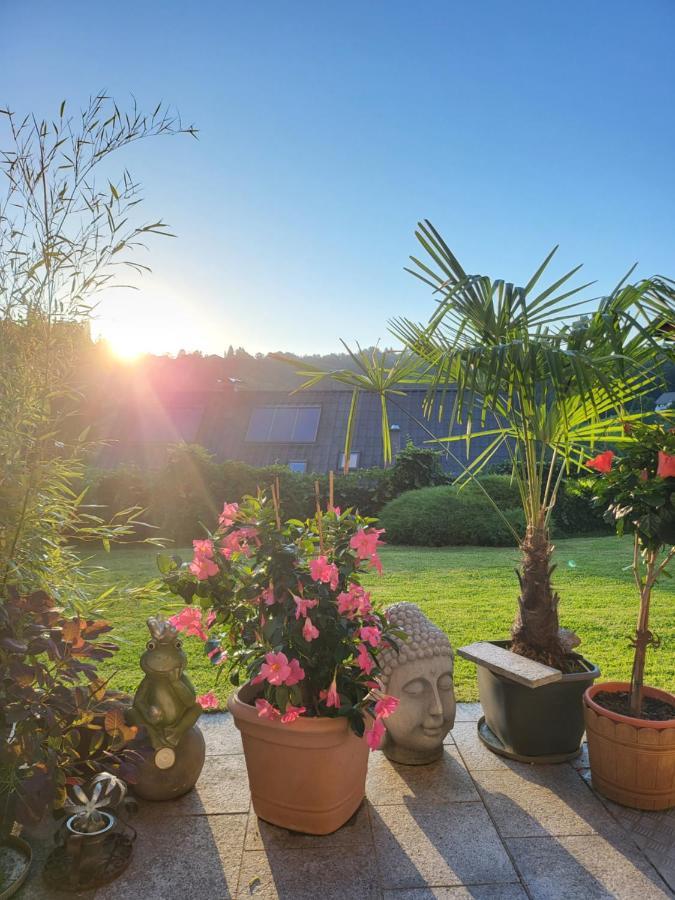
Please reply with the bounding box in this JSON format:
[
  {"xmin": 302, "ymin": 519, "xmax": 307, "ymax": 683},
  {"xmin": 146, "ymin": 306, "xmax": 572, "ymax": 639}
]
[
  {"xmin": 278, "ymin": 222, "xmax": 673, "ymax": 669},
  {"xmin": 390, "ymin": 223, "xmax": 673, "ymax": 667}
]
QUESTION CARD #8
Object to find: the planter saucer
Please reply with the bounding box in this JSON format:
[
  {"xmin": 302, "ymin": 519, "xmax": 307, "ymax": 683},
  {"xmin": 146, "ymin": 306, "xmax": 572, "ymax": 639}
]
[
  {"xmin": 43, "ymin": 832, "xmax": 133, "ymax": 892},
  {"xmin": 477, "ymin": 715, "xmax": 581, "ymax": 764},
  {"xmin": 0, "ymin": 836, "xmax": 32, "ymax": 900}
]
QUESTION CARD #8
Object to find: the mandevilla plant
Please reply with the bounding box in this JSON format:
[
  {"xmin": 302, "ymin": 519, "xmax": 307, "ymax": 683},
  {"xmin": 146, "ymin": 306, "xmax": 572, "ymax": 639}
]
[
  {"xmin": 160, "ymin": 492, "xmax": 402, "ymax": 748},
  {"xmin": 589, "ymin": 421, "xmax": 675, "ymax": 717}
]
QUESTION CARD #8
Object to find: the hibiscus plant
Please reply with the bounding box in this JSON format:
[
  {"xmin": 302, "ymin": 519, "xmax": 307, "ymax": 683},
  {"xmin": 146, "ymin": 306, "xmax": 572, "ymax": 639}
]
[
  {"xmin": 159, "ymin": 492, "xmax": 401, "ymax": 748},
  {"xmin": 588, "ymin": 422, "xmax": 675, "ymax": 716}
]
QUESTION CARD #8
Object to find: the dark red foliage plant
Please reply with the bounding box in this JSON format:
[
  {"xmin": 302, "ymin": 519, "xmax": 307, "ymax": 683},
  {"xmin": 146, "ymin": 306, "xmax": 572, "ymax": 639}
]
[{"xmin": 0, "ymin": 588, "xmax": 147, "ymax": 831}]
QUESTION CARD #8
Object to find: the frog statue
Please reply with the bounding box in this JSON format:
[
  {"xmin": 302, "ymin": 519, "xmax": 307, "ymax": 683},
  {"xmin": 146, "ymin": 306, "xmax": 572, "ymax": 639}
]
[{"xmin": 129, "ymin": 616, "xmax": 205, "ymax": 800}]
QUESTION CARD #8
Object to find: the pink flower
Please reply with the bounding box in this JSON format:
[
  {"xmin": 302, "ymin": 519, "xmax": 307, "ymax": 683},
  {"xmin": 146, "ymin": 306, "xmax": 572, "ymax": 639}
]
[
  {"xmin": 257, "ymin": 651, "xmax": 292, "ymax": 686},
  {"xmin": 374, "ymin": 695, "xmax": 399, "ymax": 719},
  {"xmin": 285, "ymin": 658, "xmax": 306, "ymax": 685},
  {"xmin": 169, "ymin": 606, "xmax": 208, "ymax": 640},
  {"xmin": 325, "ymin": 677, "xmax": 340, "ymax": 708},
  {"xmin": 350, "ymin": 528, "xmax": 385, "ymax": 560},
  {"xmin": 369, "ymin": 553, "xmax": 383, "ymax": 575},
  {"xmin": 280, "ymin": 704, "xmax": 307, "ymax": 724},
  {"xmin": 206, "ymin": 610, "xmax": 217, "ymax": 627},
  {"xmin": 309, "ymin": 555, "xmax": 339, "ymax": 590},
  {"xmin": 193, "ymin": 539, "xmax": 215, "ymax": 557},
  {"xmin": 255, "ymin": 698, "xmax": 280, "ymax": 720},
  {"xmin": 293, "ymin": 594, "xmax": 319, "ymax": 619},
  {"xmin": 189, "ymin": 539, "xmax": 219, "ymax": 579},
  {"xmin": 196, "ymin": 691, "xmax": 219, "ymax": 710},
  {"xmin": 657, "ymin": 451, "xmax": 675, "ymax": 478},
  {"xmin": 587, "ymin": 450, "xmax": 614, "ymax": 473},
  {"xmin": 337, "ymin": 583, "xmax": 372, "ymax": 619},
  {"xmin": 261, "ymin": 585, "xmax": 277, "ymax": 606},
  {"xmin": 359, "ymin": 626, "xmax": 381, "ymax": 648},
  {"xmin": 218, "ymin": 502, "xmax": 239, "ymax": 527},
  {"xmin": 302, "ymin": 617, "xmax": 320, "ymax": 642},
  {"xmin": 239, "ymin": 526, "xmax": 261, "ymax": 547},
  {"xmin": 356, "ymin": 643, "xmax": 374, "ymax": 675},
  {"xmin": 366, "ymin": 717, "xmax": 386, "ymax": 750},
  {"xmin": 220, "ymin": 530, "xmax": 250, "ymax": 559}
]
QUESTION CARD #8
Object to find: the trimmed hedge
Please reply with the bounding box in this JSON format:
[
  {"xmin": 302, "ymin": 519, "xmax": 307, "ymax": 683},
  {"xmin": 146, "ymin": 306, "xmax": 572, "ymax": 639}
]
[
  {"xmin": 379, "ymin": 483, "xmax": 525, "ymax": 547},
  {"xmin": 84, "ymin": 447, "xmax": 607, "ymax": 547}
]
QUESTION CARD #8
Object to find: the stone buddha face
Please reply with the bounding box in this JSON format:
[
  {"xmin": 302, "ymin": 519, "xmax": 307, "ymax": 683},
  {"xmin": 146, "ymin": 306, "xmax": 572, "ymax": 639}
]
[
  {"xmin": 382, "ymin": 655, "xmax": 456, "ymax": 764},
  {"xmin": 379, "ymin": 602, "xmax": 456, "ymax": 765}
]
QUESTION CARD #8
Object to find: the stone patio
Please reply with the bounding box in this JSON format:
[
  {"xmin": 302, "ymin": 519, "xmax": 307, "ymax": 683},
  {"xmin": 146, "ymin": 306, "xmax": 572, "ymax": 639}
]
[{"xmin": 17, "ymin": 703, "xmax": 674, "ymax": 899}]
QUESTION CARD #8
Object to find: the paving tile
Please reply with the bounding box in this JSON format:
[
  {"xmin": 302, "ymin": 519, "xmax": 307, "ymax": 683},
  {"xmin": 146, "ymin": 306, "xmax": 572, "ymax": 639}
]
[
  {"xmin": 366, "ymin": 747, "xmax": 478, "ymax": 806},
  {"xmin": 96, "ymin": 808, "xmax": 247, "ymax": 899},
  {"xmin": 585, "ymin": 789, "xmax": 675, "ymax": 893},
  {"xmin": 370, "ymin": 801, "xmax": 518, "ymax": 889},
  {"xmin": 473, "ymin": 765, "xmax": 616, "ymax": 837},
  {"xmin": 382, "ymin": 887, "xmax": 528, "ymax": 899},
  {"xmin": 200, "ymin": 711, "xmax": 244, "ymax": 756},
  {"xmin": 507, "ymin": 834, "xmax": 674, "ymax": 899},
  {"xmin": 169, "ymin": 754, "xmax": 250, "ymax": 815},
  {"xmin": 454, "ymin": 702, "xmax": 483, "ymax": 722},
  {"xmin": 236, "ymin": 848, "xmax": 380, "ymax": 899},
  {"xmin": 451, "ymin": 722, "xmax": 518, "ymax": 771},
  {"xmin": 244, "ymin": 800, "xmax": 373, "ymax": 851}
]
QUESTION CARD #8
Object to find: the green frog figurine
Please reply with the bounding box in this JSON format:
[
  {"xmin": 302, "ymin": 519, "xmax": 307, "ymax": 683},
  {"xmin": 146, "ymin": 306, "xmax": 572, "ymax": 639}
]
[{"xmin": 129, "ymin": 616, "xmax": 205, "ymax": 800}]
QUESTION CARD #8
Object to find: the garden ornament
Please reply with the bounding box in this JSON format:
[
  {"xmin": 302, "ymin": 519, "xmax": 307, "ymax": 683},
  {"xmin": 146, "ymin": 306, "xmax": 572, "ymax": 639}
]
[
  {"xmin": 379, "ymin": 602, "xmax": 456, "ymax": 764},
  {"xmin": 129, "ymin": 616, "xmax": 205, "ymax": 800}
]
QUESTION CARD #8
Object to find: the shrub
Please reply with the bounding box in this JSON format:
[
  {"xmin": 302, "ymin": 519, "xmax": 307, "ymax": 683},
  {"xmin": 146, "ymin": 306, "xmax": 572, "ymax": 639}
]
[
  {"xmin": 463, "ymin": 474, "xmax": 522, "ymax": 509},
  {"xmin": 553, "ymin": 477, "xmax": 612, "ymax": 536},
  {"xmin": 387, "ymin": 442, "xmax": 448, "ymax": 495},
  {"xmin": 379, "ymin": 485, "xmax": 524, "ymax": 547}
]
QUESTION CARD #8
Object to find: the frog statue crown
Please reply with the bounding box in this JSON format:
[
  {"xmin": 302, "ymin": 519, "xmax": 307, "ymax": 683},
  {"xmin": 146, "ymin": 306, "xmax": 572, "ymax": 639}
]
[{"xmin": 147, "ymin": 615, "xmax": 178, "ymax": 643}]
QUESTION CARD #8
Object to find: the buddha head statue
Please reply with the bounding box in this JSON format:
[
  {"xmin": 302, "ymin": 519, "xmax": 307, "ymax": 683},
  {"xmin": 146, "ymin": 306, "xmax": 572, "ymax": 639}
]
[{"xmin": 379, "ymin": 602, "xmax": 456, "ymax": 765}]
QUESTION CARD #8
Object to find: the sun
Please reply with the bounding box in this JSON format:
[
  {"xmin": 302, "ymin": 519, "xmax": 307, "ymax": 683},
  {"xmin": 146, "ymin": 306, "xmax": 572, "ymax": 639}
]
[{"xmin": 104, "ymin": 332, "xmax": 146, "ymax": 362}]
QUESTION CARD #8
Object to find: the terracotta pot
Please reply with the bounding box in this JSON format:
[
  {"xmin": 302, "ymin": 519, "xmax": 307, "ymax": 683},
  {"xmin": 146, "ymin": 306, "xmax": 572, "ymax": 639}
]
[
  {"xmin": 228, "ymin": 686, "xmax": 369, "ymax": 834},
  {"xmin": 584, "ymin": 681, "xmax": 675, "ymax": 811}
]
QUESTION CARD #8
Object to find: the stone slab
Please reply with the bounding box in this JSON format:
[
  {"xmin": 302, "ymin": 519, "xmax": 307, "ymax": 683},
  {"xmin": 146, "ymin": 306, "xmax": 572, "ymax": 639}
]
[
  {"xmin": 473, "ymin": 765, "xmax": 617, "ymax": 837},
  {"xmin": 451, "ymin": 722, "xmax": 518, "ymax": 771},
  {"xmin": 579, "ymin": 771, "xmax": 675, "ymax": 892},
  {"xmin": 200, "ymin": 711, "xmax": 244, "ymax": 756},
  {"xmin": 371, "ymin": 801, "xmax": 519, "ymax": 889},
  {"xmin": 366, "ymin": 747, "xmax": 478, "ymax": 806},
  {"xmin": 454, "ymin": 702, "xmax": 483, "ymax": 722},
  {"xmin": 382, "ymin": 887, "xmax": 529, "ymax": 900},
  {"xmin": 96, "ymin": 808, "xmax": 247, "ymax": 899},
  {"xmin": 236, "ymin": 847, "xmax": 381, "ymax": 899},
  {"xmin": 506, "ymin": 834, "xmax": 674, "ymax": 899},
  {"xmin": 169, "ymin": 754, "xmax": 250, "ymax": 815},
  {"xmin": 458, "ymin": 642, "xmax": 562, "ymax": 687}
]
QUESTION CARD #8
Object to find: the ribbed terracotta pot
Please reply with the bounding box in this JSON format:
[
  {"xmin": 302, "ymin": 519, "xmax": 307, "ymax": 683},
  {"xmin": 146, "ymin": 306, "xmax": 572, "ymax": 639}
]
[
  {"xmin": 584, "ymin": 681, "xmax": 675, "ymax": 811},
  {"xmin": 228, "ymin": 686, "xmax": 369, "ymax": 834}
]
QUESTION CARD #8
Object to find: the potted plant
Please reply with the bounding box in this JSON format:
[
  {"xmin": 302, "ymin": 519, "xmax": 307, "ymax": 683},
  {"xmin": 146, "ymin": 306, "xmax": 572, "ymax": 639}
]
[
  {"xmin": 583, "ymin": 422, "xmax": 675, "ymax": 810},
  {"xmin": 277, "ymin": 221, "xmax": 672, "ymax": 761},
  {"xmin": 161, "ymin": 488, "xmax": 400, "ymax": 834},
  {"xmin": 0, "ymin": 588, "xmax": 144, "ymax": 834}
]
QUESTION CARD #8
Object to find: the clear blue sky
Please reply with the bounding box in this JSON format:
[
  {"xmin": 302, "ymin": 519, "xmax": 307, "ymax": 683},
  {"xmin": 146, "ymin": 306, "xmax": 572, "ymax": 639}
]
[{"xmin": 2, "ymin": 0, "xmax": 674, "ymax": 355}]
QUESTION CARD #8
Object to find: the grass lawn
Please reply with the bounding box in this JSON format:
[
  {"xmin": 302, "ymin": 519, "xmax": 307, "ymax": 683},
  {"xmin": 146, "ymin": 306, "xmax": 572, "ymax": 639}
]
[{"xmin": 90, "ymin": 535, "xmax": 675, "ymax": 706}]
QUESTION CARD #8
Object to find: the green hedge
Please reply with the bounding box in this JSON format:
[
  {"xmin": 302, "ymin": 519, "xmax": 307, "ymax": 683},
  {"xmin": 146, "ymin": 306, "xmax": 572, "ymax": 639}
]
[
  {"xmin": 84, "ymin": 447, "xmax": 607, "ymax": 548},
  {"xmin": 379, "ymin": 482, "xmax": 525, "ymax": 547}
]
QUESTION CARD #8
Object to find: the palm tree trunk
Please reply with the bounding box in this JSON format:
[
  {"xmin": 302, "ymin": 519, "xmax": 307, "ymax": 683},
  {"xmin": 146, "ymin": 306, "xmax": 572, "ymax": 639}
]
[{"xmin": 511, "ymin": 522, "xmax": 566, "ymax": 669}]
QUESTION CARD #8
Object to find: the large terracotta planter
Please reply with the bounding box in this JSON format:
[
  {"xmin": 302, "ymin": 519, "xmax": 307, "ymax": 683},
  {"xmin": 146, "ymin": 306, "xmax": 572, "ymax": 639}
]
[
  {"xmin": 228, "ymin": 686, "xmax": 369, "ymax": 834},
  {"xmin": 584, "ymin": 681, "xmax": 675, "ymax": 811}
]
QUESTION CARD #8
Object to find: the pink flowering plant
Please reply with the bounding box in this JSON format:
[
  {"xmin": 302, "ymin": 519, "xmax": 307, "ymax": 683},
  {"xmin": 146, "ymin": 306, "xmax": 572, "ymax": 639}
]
[{"xmin": 159, "ymin": 492, "xmax": 402, "ymax": 745}]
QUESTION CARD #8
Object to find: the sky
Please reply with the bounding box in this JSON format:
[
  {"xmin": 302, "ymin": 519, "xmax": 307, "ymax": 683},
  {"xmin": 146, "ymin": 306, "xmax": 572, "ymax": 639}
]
[{"xmin": 2, "ymin": 0, "xmax": 674, "ymax": 357}]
